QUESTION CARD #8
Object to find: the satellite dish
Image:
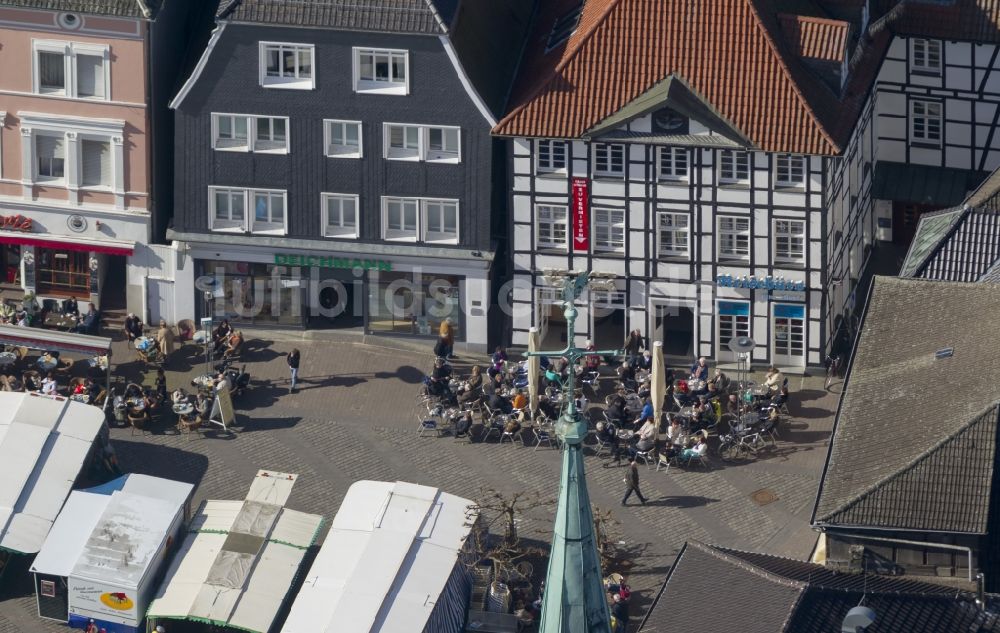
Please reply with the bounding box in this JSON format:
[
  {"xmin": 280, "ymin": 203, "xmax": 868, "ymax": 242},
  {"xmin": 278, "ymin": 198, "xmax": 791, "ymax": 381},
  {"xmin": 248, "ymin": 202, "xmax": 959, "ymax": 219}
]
[
  {"xmin": 727, "ymin": 336, "xmax": 755, "ymax": 354},
  {"xmin": 841, "ymin": 606, "xmax": 876, "ymax": 632}
]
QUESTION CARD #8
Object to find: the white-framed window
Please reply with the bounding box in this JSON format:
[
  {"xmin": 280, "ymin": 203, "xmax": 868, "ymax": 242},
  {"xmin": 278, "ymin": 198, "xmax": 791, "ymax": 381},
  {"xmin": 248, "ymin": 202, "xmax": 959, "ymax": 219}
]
[
  {"xmin": 324, "ymin": 120, "xmax": 362, "ymax": 158},
  {"xmin": 911, "ymin": 38, "xmax": 942, "ymax": 74},
  {"xmin": 775, "ymin": 154, "xmax": 806, "ymax": 188},
  {"xmin": 657, "ymin": 212, "xmax": 689, "ymax": 258},
  {"xmin": 592, "ymin": 143, "xmax": 625, "ymax": 178},
  {"xmin": 39, "ymin": 580, "xmax": 55, "ymax": 598},
  {"xmin": 354, "ymin": 47, "xmax": 408, "ymax": 95},
  {"xmin": 80, "ymin": 138, "xmax": 111, "ymax": 188},
  {"xmin": 381, "ymin": 197, "xmax": 459, "ymax": 243},
  {"xmin": 773, "ymin": 219, "xmax": 806, "ymax": 263},
  {"xmin": 658, "ymin": 146, "xmax": 688, "ymax": 180},
  {"xmin": 719, "ymin": 150, "xmax": 750, "ymax": 184},
  {"xmin": 718, "ymin": 215, "xmax": 750, "ymax": 259},
  {"xmin": 383, "ymin": 124, "xmax": 461, "ymax": 163},
  {"xmin": 213, "ymin": 114, "xmax": 249, "ymax": 151},
  {"xmin": 592, "ymin": 208, "xmax": 625, "ymax": 252},
  {"xmin": 34, "ymin": 133, "xmax": 65, "ymax": 183},
  {"xmin": 536, "ymin": 139, "xmax": 567, "ymax": 173},
  {"xmin": 33, "ymin": 40, "xmax": 109, "ymax": 100},
  {"xmin": 424, "ymin": 199, "xmax": 459, "ymax": 243},
  {"xmin": 910, "ymin": 99, "xmax": 942, "ymax": 145},
  {"xmin": 259, "ymin": 42, "xmax": 314, "ymax": 89},
  {"xmin": 536, "ymin": 204, "xmax": 568, "ymax": 249},
  {"xmin": 209, "ymin": 186, "xmax": 286, "ymax": 234},
  {"xmin": 211, "ymin": 114, "xmax": 289, "ymax": 153},
  {"xmin": 321, "ymin": 193, "xmax": 359, "ymax": 238},
  {"xmin": 254, "ymin": 116, "xmax": 288, "ymax": 152},
  {"xmin": 210, "ymin": 187, "xmax": 246, "ymax": 231}
]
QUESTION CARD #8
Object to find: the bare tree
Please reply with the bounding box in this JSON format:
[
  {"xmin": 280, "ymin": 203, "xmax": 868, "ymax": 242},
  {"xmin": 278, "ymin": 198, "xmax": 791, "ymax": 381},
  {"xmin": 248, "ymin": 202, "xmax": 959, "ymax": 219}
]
[
  {"xmin": 464, "ymin": 488, "xmax": 550, "ymax": 579},
  {"xmin": 592, "ymin": 506, "xmax": 621, "ymax": 571}
]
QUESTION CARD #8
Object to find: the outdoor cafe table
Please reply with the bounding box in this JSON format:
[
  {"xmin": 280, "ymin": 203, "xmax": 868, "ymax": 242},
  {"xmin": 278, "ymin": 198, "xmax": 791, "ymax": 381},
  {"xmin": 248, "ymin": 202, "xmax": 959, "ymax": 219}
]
[
  {"xmin": 44, "ymin": 313, "xmax": 77, "ymax": 330},
  {"xmin": 0, "ymin": 351, "xmax": 16, "ymax": 367},
  {"xmin": 173, "ymin": 402, "xmax": 194, "ymax": 417},
  {"xmin": 37, "ymin": 355, "xmax": 58, "ymax": 372},
  {"xmin": 69, "ymin": 393, "xmax": 89, "ymax": 404}
]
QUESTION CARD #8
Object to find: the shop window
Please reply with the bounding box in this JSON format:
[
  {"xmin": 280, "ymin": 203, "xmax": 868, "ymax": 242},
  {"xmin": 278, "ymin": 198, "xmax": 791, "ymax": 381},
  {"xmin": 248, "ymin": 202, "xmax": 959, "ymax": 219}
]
[
  {"xmin": 36, "ymin": 248, "xmax": 89, "ymax": 296},
  {"xmin": 367, "ymin": 271, "xmax": 461, "ymax": 338},
  {"xmin": 204, "ymin": 261, "xmax": 302, "ymax": 327}
]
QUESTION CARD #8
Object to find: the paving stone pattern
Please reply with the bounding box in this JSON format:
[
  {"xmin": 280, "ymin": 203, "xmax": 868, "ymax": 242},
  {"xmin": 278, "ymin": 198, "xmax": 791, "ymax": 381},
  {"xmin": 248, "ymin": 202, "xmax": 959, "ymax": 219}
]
[{"xmin": 0, "ymin": 332, "xmax": 840, "ymax": 632}]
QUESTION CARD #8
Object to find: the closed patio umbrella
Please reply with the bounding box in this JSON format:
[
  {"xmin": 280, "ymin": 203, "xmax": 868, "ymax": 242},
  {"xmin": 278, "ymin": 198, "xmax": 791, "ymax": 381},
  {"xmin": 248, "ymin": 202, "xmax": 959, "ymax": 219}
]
[
  {"xmin": 528, "ymin": 326, "xmax": 540, "ymax": 416},
  {"xmin": 652, "ymin": 340, "xmax": 667, "ymax": 436}
]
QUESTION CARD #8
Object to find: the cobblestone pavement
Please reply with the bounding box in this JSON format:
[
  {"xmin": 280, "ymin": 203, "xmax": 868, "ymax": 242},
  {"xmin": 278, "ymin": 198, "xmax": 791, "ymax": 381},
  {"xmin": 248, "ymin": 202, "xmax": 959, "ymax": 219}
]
[{"xmin": 0, "ymin": 330, "xmax": 841, "ymax": 632}]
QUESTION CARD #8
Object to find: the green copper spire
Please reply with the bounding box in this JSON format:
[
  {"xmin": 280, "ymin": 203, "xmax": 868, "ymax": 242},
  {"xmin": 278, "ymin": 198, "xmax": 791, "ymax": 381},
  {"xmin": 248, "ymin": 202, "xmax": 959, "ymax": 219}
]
[{"xmin": 524, "ymin": 271, "xmax": 620, "ymax": 633}]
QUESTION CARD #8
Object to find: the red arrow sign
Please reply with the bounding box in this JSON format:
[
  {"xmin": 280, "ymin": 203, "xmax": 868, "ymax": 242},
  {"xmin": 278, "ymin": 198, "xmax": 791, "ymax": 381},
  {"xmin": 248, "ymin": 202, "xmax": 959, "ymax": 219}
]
[{"xmin": 571, "ymin": 177, "xmax": 589, "ymax": 252}]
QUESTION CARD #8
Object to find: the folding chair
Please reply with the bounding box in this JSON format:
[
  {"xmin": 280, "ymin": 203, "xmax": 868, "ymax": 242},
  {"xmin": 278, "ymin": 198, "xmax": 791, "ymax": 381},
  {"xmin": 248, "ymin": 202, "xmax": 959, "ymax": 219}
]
[{"xmin": 533, "ymin": 429, "xmax": 555, "ymax": 450}]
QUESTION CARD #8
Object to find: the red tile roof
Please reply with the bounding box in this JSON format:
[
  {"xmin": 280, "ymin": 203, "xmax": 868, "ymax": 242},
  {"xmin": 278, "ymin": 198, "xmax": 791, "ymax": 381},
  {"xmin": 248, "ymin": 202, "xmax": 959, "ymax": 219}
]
[
  {"xmin": 494, "ymin": 0, "xmax": 843, "ymax": 155},
  {"xmin": 778, "ymin": 13, "xmax": 850, "ymax": 62}
]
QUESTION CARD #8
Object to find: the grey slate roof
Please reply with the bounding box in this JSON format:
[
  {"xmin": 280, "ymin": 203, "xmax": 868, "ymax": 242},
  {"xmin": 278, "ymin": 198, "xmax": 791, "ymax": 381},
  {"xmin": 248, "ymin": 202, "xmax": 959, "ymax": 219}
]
[
  {"xmin": 217, "ymin": 0, "xmax": 448, "ymax": 34},
  {"xmin": 812, "ymin": 277, "xmax": 1000, "ymax": 533},
  {"xmin": 0, "ymin": 0, "xmax": 156, "ymax": 18},
  {"xmin": 900, "ymin": 165, "xmax": 1000, "ymax": 282},
  {"xmin": 641, "ymin": 542, "xmax": 1000, "ymax": 633},
  {"xmin": 871, "ymin": 160, "xmax": 985, "ymax": 207}
]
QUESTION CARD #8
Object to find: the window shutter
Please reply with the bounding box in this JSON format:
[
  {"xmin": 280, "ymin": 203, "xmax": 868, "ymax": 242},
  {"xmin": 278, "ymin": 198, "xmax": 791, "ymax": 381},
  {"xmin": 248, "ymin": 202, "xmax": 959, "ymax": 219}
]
[
  {"xmin": 76, "ymin": 54, "xmax": 104, "ymax": 98},
  {"xmin": 81, "ymin": 140, "xmax": 110, "ymax": 186}
]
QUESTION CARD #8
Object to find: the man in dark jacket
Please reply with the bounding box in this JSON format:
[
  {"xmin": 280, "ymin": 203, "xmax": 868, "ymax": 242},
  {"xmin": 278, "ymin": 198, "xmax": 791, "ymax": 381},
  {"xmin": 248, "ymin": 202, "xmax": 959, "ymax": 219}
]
[{"xmin": 621, "ymin": 458, "xmax": 647, "ymax": 506}]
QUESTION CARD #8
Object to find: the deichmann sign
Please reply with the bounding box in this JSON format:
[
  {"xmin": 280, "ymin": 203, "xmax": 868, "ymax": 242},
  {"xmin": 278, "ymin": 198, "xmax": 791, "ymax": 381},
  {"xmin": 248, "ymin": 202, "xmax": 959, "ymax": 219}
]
[
  {"xmin": 274, "ymin": 253, "xmax": 392, "ymax": 271},
  {"xmin": 716, "ymin": 274, "xmax": 806, "ymax": 292},
  {"xmin": 571, "ymin": 177, "xmax": 589, "ymax": 252}
]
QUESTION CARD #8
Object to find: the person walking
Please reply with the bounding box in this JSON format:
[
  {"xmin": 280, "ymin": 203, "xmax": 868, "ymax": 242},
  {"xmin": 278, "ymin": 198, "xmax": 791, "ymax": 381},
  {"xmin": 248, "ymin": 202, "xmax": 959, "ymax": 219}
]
[
  {"xmin": 287, "ymin": 348, "xmax": 300, "ymax": 392},
  {"xmin": 439, "ymin": 318, "xmax": 455, "ymax": 358},
  {"xmin": 621, "ymin": 458, "xmax": 647, "ymax": 506},
  {"xmin": 155, "ymin": 319, "xmax": 175, "ymax": 365}
]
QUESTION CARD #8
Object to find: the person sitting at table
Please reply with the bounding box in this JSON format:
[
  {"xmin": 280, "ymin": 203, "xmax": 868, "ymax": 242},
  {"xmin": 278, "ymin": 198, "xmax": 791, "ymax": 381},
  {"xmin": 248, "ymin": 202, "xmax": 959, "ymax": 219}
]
[
  {"xmin": 618, "ymin": 362, "xmax": 637, "ymax": 391},
  {"xmin": 606, "ymin": 395, "xmax": 628, "ymax": 427},
  {"xmin": 770, "ymin": 386, "xmax": 790, "ymax": 409},
  {"xmin": 63, "ymin": 296, "xmax": 79, "ymax": 317},
  {"xmin": 69, "ymin": 303, "xmax": 98, "ymax": 334},
  {"xmin": 583, "ymin": 340, "xmax": 601, "ymax": 372},
  {"xmin": 15, "ymin": 310, "xmax": 28, "ymax": 327},
  {"xmin": 679, "ymin": 435, "xmax": 708, "ymax": 463},
  {"xmin": 689, "ymin": 356, "xmax": 709, "ymax": 381},
  {"xmin": 212, "ymin": 319, "xmax": 233, "ymax": 353},
  {"xmin": 195, "ymin": 392, "xmax": 211, "ymax": 420},
  {"xmin": 636, "ymin": 397, "xmax": 654, "ymax": 424},
  {"xmin": 124, "ymin": 313, "xmax": 143, "ymax": 342},
  {"xmin": 511, "ymin": 389, "xmax": 528, "ymax": 411},
  {"xmin": 707, "ymin": 368, "xmax": 727, "ymax": 390},
  {"xmin": 637, "ymin": 349, "xmax": 653, "ymax": 372},
  {"xmin": 2, "ymin": 371, "xmax": 19, "ymax": 392},
  {"xmin": 764, "ymin": 366, "xmax": 784, "ymax": 392},
  {"xmin": 143, "ymin": 388, "xmax": 161, "ymax": 413},
  {"xmin": 220, "ymin": 329, "xmax": 242, "ymax": 359},
  {"xmin": 457, "ymin": 366, "xmax": 483, "ymax": 404},
  {"xmin": 487, "ymin": 346, "xmax": 507, "ymax": 379},
  {"xmin": 487, "ymin": 387, "xmax": 512, "ymax": 415},
  {"xmin": 628, "ymin": 418, "xmax": 657, "ymax": 459},
  {"xmin": 41, "ymin": 371, "xmax": 57, "ymax": 395},
  {"xmin": 537, "ymin": 395, "xmax": 559, "ymax": 421},
  {"xmin": 72, "ymin": 380, "xmax": 87, "ymax": 396}
]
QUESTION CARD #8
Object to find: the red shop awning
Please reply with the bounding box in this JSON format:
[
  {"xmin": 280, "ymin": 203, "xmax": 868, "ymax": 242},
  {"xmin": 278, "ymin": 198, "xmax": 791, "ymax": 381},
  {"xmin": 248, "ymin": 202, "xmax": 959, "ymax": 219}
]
[{"xmin": 0, "ymin": 232, "xmax": 134, "ymax": 257}]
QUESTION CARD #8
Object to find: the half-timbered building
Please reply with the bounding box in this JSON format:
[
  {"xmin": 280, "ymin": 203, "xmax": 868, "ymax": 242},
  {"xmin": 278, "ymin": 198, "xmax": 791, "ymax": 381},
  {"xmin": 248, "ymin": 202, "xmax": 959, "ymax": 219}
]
[{"xmin": 494, "ymin": 0, "xmax": 848, "ymax": 369}]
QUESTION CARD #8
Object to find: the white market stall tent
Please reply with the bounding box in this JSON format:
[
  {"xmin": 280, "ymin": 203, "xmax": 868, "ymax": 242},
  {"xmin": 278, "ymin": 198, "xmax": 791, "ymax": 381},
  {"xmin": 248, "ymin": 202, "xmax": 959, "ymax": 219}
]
[
  {"xmin": 281, "ymin": 480, "xmax": 477, "ymax": 633},
  {"xmin": 0, "ymin": 392, "xmax": 106, "ymax": 559},
  {"xmin": 146, "ymin": 470, "xmax": 323, "ymax": 633},
  {"xmin": 30, "ymin": 474, "xmax": 194, "ymax": 633}
]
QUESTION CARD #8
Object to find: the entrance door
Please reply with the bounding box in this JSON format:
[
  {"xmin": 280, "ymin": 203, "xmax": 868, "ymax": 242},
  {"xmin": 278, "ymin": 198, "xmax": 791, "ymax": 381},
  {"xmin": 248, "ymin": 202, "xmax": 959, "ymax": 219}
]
[
  {"xmin": 536, "ymin": 287, "xmax": 565, "ymax": 348},
  {"xmin": 0, "ymin": 245, "xmax": 20, "ymax": 286},
  {"xmin": 717, "ymin": 301, "xmax": 750, "ymax": 362},
  {"xmin": 147, "ymin": 278, "xmax": 174, "ymax": 325},
  {"xmin": 655, "ymin": 303, "xmax": 694, "ymax": 357},
  {"xmin": 772, "ymin": 303, "xmax": 806, "ymax": 367}
]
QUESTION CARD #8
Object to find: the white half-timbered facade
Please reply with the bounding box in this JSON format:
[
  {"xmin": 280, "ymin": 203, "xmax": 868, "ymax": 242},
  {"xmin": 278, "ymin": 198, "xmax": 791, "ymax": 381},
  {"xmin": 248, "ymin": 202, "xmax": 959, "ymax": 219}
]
[
  {"xmin": 495, "ymin": 0, "xmax": 846, "ymax": 369},
  {"xmin": 825, "ymin": 22, "xmax": 1000, "ymax": 349},
  {"xmin": 508, "ymin": 121, "xmax": 828, "ymax": 369}
]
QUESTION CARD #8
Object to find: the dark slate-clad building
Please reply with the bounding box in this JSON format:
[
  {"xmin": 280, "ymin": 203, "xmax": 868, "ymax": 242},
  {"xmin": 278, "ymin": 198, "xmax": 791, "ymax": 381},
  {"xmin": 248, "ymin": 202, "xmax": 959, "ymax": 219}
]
[
  {"xmin": 812, "ymin": 276, "xmax": 1000, "ymax": 590},
  {"xmin": 639, "ymin": 541, "xmax": 1000, "ymax": 633},
  {"xmin": 167, "ymin": 0, "xmax": 533, "ymax": 350}
]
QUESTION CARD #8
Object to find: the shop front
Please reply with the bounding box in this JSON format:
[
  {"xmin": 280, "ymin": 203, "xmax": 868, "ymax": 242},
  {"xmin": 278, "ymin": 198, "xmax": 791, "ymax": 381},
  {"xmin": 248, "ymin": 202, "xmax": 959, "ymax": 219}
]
[{"xmin": 183, "ymin": 245, "xmax": 490, "ymax": 351}]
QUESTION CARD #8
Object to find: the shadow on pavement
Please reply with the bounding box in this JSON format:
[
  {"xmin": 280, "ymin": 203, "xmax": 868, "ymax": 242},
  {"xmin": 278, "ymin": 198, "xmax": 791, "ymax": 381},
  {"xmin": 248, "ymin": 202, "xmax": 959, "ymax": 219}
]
[
  {"xmin": 112, "ymin": 438, "xmax": 210, "ymax": 489},
  {"xmin": 648, "ymin": 495, "xmax": 719, "ymax": 508}
]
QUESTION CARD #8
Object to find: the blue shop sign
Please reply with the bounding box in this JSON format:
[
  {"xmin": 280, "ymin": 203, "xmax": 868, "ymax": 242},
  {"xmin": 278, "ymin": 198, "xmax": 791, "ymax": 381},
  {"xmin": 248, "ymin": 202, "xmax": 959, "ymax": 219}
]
[
  {"xmin": 718, "ymin": 301, "xmax": 750, "ymax": 316},
  {"xmin": 774, "ymin": 303, "xmax": 806, "ymax": 319},
  {"xmin": 716, "ymin": 274, "xmax": 806, "ymax": 292}
]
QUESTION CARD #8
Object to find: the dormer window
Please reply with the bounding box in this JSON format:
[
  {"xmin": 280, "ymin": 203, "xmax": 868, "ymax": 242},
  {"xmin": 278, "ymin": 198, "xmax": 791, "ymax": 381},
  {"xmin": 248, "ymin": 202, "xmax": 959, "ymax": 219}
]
[{"xmin": 546, "ymin": 3, "xmax": 583, "ymax": 51}]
